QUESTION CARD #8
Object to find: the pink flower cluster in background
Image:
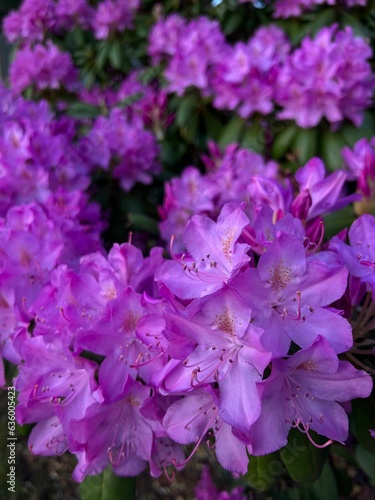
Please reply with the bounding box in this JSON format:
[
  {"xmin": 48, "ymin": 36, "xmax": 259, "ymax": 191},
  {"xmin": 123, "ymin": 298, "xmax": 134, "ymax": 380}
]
[
  {"xmin": 3, "ymin": 0, "xmax": 139, "ymax": 42},
  {"xmin": 239, "ymin": 0, "xmax": 366, "ymax": 17},
  {"xmin": 9, "ymin": 41, "xmax": 78, "ymax": 95},
  {"xmin": 149, "ymin": 16, "xmax": 374, "ymax": 127}
]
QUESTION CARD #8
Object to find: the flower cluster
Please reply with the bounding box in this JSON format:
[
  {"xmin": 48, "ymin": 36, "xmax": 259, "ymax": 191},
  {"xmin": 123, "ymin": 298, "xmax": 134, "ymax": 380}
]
[
  {"xmin": 3, "ymin": 0, "xmax": 93, "ymax": 42},
  {"xmin": 1, "ymin": 104, "xmax": 372, "ymax": 478},
  {"xmin": 0, "ymin": 85, "xmax": 105, "ymax": 386},
  {"xmin": 0, "ymin": 83, "xmax": 92, "ymax": 208},
  {"xmin": 149, "ymin": 15, "xmax": 226, "ymax": 96},
  {"xmin": 3, "ymin": 0, "xmax": 139, "ymax": 42},
  {"xmin": 81, "ymin": 106, "xmax": 160, "ymax": 192},
  {"xmin": 158, "ymin": 141, "xmax": 358, "ymax": 250},
  {"xmin": 239, "ymin": 0, "xmax": 367, "ymax": 17},
  {"xmin": 149, "ymin": 16, "xmax": 374, "ymax": 127},
  {"xmin": 93, "ymin": 0, "xmax": 140, "ymax": 39},
  {"xmin": 9, "ymin": 41, "xmax": 78, "ymax": 95},
  {"xmin": 210, "ymin": 26, "xmax": 290, "ymax": 118},
  {"xmin": 275, "ymin": 25, "xmax": 374, "ymax": 127},
  {"xmin": 1, "ymin": 0, "xmax": 375, "ymax": 491}
]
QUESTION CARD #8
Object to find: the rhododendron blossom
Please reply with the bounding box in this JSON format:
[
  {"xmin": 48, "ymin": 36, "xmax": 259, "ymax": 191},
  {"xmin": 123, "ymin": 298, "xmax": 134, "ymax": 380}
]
[{"xmin": 1, "ymin": 0, "xmax": 375, "ymax": 492}]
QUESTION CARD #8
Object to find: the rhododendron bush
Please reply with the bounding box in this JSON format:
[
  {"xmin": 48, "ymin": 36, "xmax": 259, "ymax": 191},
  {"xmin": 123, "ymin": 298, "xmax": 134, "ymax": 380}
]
[{"xmin": 1, "ymin": 0, "xmax": 375, "ymax": 498}]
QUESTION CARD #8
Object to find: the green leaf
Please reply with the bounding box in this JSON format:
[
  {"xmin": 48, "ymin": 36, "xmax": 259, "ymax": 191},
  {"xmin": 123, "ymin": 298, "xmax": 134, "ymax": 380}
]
[
  {"xmin": 356, "ymin": 445, "xmax": 375, "ymax": 484},
  {"xmin": 306, "ymin": 8, "xmax": 337, "ymax": 38},
  {"xmin": 95, "ymin": 41, "xmax": 111, "ymax": 71},
  {"xmin": 223, "ymin": 13, "xmax": 243, "ymax": 35},
  {"xmin": 81, "ymin": 66, "xmax": 96, "ymax": 89},
  {"xmin": 332, "ymin": 466, "xmax": 352, "ymax": 497},
  {"xmin": 276, "ymin": 463, "xmax": 339, "ymax": 500},
  {"xmin": 341, "ymin": 112, "xmax": 375, "ymax": 145},
  {"xmin": 240, "ymin": 122, "xmax": 262, "ymax": 153},
  {"xmin": 272, "ymin": 123, "xmax": 299, "ymax": 159},
  {"xmin": 218, "ymin": 115, "xmax": 245, "ymax": 148},
  {"xmin": 293, "ymin": 128, "xmax": 318, "ymax": 165},
  {"xmin": 280, "ymin": 428, "xmax": 328, "ymax": 483},
  {"xmin": 176, "ymin": 94, "xmax": 198, "ymax": 128},
  {"xmin": 245, "ymin": 452, "xmax": 282, "ymax": 491},
  {"xmin": 117, "ymin": 92, "xmax": 144, "ymax": 109},
  {"xmin": 340, "ymin": 11, "xmax": 367, "ymax": 36},
  {"xmin": 307, "ymin": 462, "xmax": 339, "ymax": 500},
  {"xmin": 323, "ymin": 206, "xmax": 356, "ymax": 239},
  {"xmin": 352, "ymin": 386, "xmax": 375, "ymax": 452},
  {"xmin": 109, "ymin": 39, "xmax": 123, "ymax": 70},
  {"xmin": 203, "ymin": 110, "xmax": 223, "ymax": 141},
  {"xmin": 66, "ymin": 102, "xmax": 101, "ymax": 119},
  {"xmin": 80, "ymin": 468, "xmax": 136, "ymax": 500},
  {"xmin": 275, "ymin": 488, "xmax": 301, "ymax": 500},
  {"xmin": 320, "ymin": 129, "xmax": 347, "ymax": 171},
  {"xmin": 127, "ymin": 213, "xmax": 158, "ymax": 234}
]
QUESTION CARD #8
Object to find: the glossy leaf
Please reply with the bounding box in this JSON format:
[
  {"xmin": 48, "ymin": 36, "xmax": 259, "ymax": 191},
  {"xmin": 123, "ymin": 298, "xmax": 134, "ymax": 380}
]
[
  {"xmin": 332, "ymin": 466, "xmax": 352, "ymax": 497},
  {"xmin": 176, "ymin": 94, "xmax": 198, "ymax": 128},
  {"xmin": 219, "ymin": 115, "xmax": 244, "ymax": 148},
  {"xmin": 246, "ymin": 452, "xmax": 282, "ymax": 491},
  {"xmin": 66, "ymin": 102, "xmax": 101, "ymax": 119},
  {"xmin": 352, "ymin": 387, "xmax": 375, "ymax": 452},
  {"xmin": 109, "ymin": 39, "xmax": 123, "ymax": 70},
  {"xmin": 272, "ymin": 123, "xmax": 299, "ymax": 159},
  {"xmin": 127, "ymin": 213, "xmax": 158, "ymax": 234},
  {"xmin": 280, "ymin": 428, "xmax": 328, "ymax": 483},
  {"xmin": 323, "ymin": 206, "xmax": 356, "ymax": 239},
  {"xmin": 294, "ymin": 128, "xmax": 318, "ymax": 165},
  {"xmin": 321, "ymin": 129, "xmax": 347, "ymax": 171},
  {"xmin": 80, "ymin": 468, "xmax": 136, "ymax": 500},
  {"xmin": 307, "ymin": 462, "xmax": 339, "ymax": 500},
  {"xmin": 356, "ymin": 445, "xmax": 375, "ymax": 485}
]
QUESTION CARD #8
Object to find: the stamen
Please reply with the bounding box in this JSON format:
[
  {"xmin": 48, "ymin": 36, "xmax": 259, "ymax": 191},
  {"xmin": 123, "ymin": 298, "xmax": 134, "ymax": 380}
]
[
  {"xmin": 130, "ymin": 349, "xmax": 165, "ymax": 368},
  {"xmin": 171, "ymin": 409, "xmax": 218, "ymax": 470},
  {"xmin": 164, "ymin": 466, "xmax": 175, "ymax": 482},
  {"xmin": 305, "ymin": 431, "xmax": 333, "ymax": 449},
  {"xmin": 59, "ymin": 308, "xmax": 71, "ymax": 322},
  {"xmin": 169, "ymin": 237, "xmax": 227, "ymax": 284}
]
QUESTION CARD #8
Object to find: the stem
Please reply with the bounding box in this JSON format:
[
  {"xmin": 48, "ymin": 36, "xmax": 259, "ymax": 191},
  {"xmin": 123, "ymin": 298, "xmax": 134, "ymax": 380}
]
[
  {"xmin": 353, "ymin": 293, "xmax": 375, "ymax": 339},
  {"xmin": 345, "ymin": 352, "xmax": 375, "ymax": 375},
  {"xmin": 350, "ymin": 347, "xmax": 375, "ymax": 355}
]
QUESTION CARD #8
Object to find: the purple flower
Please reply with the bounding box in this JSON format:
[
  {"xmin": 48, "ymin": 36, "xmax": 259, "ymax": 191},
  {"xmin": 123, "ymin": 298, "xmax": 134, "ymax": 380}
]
[
  {"xmin": 230, "ymin": 232, "xmax": 352, "ymax": 355},
  {"xmin": 92, "ymin": 0, "xmax": 140, "ymax": 39},
  {"xmin": 272, "ymin": 0, "xmax": 367, "ymax": 18},
  {"xmin": 195, "ymin": 466, "xmax": 246, "ymax": 500},
  {"xmin": 294, "ymin": 158, "xmax": 360, "ymax": 220},
  {"xmin": 69, "ymin": 378, "xmax": 154, "ymax": 481},
  {"xmin": 55, "ymin": 0, "xmax": 93, "ymax": 32},
  {"xmin": 162, "ymin": 286, "xmax": 271, "ymax": 431},
  {"xmin": 9, "ymin": 41, "xmax": 78, "ymax": 95},
  {"xmin": 85, "ymin": 109, "xmax": 160, "ymax": 191},
  {"xmin": 149, "ymin": 15, "xmax": 226, "ymax": 95},
  {"xmin": 163, "ymin": 388, "xmax": 249, "ymax": 474},
  {"xmin": 155, "ymin": 203, "xmax": 250, "ymax": 300},
  {"xmin": 248, "ymin": 337, "xmax": 372, "ymax": 455},
  {"xmin": 15, "ymin": 335, "xmax": 102, "ymax": 429},
  {"xmin": 148, "ymin": 15, "xmax": 186, "ymax": 63},
  {"xmin": 342, "ymin": 138, "xmax": 375, "ymax": 201},
  {"xmin": 330, "ymin": 214, "xmax": 375, "ymax": 296},
  {"xmin": 276, "ymin": 25, "xmax": 374, "ymax": 128},
  {"xmin": 3, "ymin": 0, "xmax": 55, "ymax": 43},
  {"xmin": 210, "ymin": 26, "xmax": 290, "ymax": 118}
]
